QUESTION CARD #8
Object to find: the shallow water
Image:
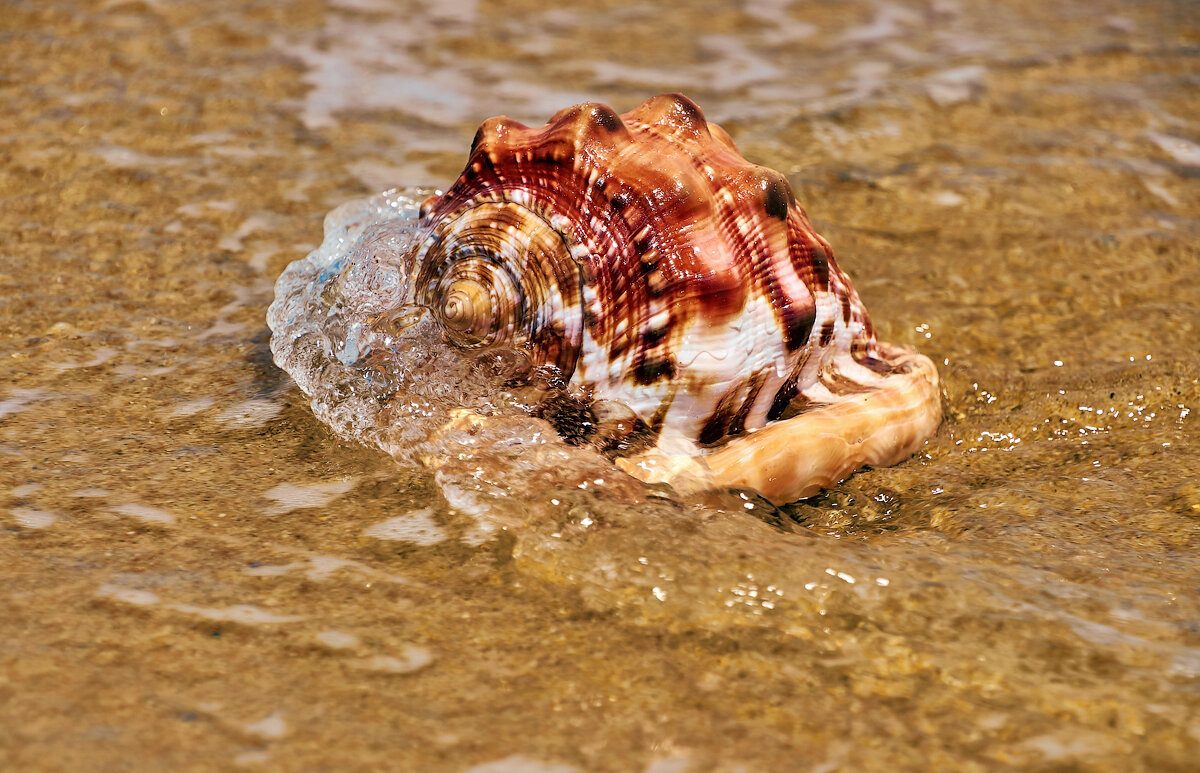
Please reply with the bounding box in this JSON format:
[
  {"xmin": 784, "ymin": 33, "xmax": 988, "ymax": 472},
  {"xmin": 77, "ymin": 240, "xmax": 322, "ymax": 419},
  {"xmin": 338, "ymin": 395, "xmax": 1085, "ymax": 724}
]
[{"xmin": 3, "ymin": 0, "xmax": 1199, "ymax": 770}]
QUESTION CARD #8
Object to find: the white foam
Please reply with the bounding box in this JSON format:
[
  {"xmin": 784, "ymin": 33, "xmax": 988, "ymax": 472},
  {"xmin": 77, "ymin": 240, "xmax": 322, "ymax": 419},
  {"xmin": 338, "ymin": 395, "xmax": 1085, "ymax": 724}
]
[
  {"xmin": 363, "ymin": 508, "xmax": 446, "ymax": 546},
  {"xmin": 11, "ymin": 507, "xmax": 57, "ymax": 529},
  {"xmin": 168, "ymin": 604, "xmax": 304, "ymax": 625},
  {"xmin": 1147, "ymin": 131, "xmax": 1200, "ymax": 167},
  {"xmin": 243, "ymin": 712, "xmax": 288, "ymax": 739},
  {"xmin": 72, "ymin": 487, "xmax": 111, "ymax": 498},
  {"xmin": 215, "ymin": 399, "xmax": 283, "ymax": 427},
  {"xmin": 315, "ymin": 630, "xmax": 360, "ymax": 649},
  {"xmin": 304, "ymin": 555, "xmax": 357, "ymax": 580},
  {"xmin": 263, "ymin": 480, "xmax": 356, "ymax": 514},
  {"xmin": 171, "ymin": 397, "xmax": 217, "ymax": 416},
  {"xmin": 233, "ymin": 750, "xmax": 271, "ymax": 766},
  {"xmin": 52, "ymin": 347, "xmax": 118, "ymax": 371},
  {"xmin": 97, "ymin": 584, "xmax": 161, "ymax": 606},
  {"xmin": 111, "ymin": 503, "xmax": 176, "ymax": 524},
  {"xmin": 0, "ymin": 388, "xmax": 48, "ymax": 419},
  {"xmin": 464, "ymin": 756, "xmax": 580, "ymax": 773},
  {"xmin": 351, "ymin": 646, "xmax": 434, "ymax": 674}
]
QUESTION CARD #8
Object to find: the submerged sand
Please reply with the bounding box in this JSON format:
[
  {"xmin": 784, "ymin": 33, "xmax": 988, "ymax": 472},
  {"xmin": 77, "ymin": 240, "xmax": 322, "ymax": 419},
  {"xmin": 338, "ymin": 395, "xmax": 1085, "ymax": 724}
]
[{"xmin": 1, "ymin": 1, "xmax": 1198, "ymax": 770}]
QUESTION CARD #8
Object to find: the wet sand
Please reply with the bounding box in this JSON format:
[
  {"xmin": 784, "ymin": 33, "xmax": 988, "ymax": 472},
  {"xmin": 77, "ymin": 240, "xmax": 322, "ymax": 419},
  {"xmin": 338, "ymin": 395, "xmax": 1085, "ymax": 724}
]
[{"xmin": 2, "ymin": 0, "xmax": 1198, "ymax": 770}]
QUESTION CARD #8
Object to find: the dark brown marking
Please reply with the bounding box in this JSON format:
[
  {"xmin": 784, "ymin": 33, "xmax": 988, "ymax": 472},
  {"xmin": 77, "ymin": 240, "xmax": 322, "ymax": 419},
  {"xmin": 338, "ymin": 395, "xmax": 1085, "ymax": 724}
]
[
  {"xmin": 790, "ymin": 227, "xmax": 832, "ymax": 290},
  {"xmin": 811, "ymin": 244, "xmax": 831, "ymax": 287},
  {"xmin": 857, "ymin": 353, "xmax": 900, "ymax": 375},
  {"xmin": 610, "ymin": 193, "xmax": 628, "ymax": 211},
  {"xmin": 642, "ymin": 324, "xmax": 668, "ymax": 346},
  {"xmin": 633, "ymin": 356, "xmax": 676, "ymax": 385},
  {"xmin": 534, "ymin": 391, "xmax": 595, "ymax": 447},
  {"xmin": 766, "ymin": 374, "xmax": 800, "ymax": 422},
  {"xmin": 820, "ymin": 368, "xmax": 874, "ymax": 395},
  {"xmin": 727, "ymin": 374, "xmax": 767, "ymax": 436},
  {"xmin": 819, "ymin": 320, "xmax": 836, "ymax": 347},
  {"xmin": 777, "ymin": 392, "xmax": 818, "ymax": 421},
  {"xmin": 589, "ymin": 104, "xmax": 624, "ymax": 133},
  {"xmin": 665, "ymin": 93, "xmax": 705, "ymax": 126},
  {"xmin": 699, "ymin": 387, "xmax": 743, "ymax": 445},
  {"xmin": 530, "ymin": 326, "xmax": 569, "ymax": 374},
  {"xmin": 646, "ymin": 382, "xmax": 679, "ymax": 432},
  {"xmin": 778, "ymin": 296, "xmax": 815, "ymax": 351},
  {"xmin": 852, "ymin": 341, "xmax": 900, "ymax": 375},
  {"xmin": 762, "ymin": 174, "xmax": 793, "ymax": 221},
  {"xmin": 607, "ymin": 335, "xmax": 631, "ymax": 360}
]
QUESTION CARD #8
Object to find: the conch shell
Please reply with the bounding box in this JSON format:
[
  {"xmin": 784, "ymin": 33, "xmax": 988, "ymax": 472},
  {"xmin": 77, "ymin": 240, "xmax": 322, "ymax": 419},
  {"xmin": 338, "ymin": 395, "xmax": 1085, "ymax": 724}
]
[{"xmin": 413, "ymin": 94, "xmax": 940, "ymax": 504}]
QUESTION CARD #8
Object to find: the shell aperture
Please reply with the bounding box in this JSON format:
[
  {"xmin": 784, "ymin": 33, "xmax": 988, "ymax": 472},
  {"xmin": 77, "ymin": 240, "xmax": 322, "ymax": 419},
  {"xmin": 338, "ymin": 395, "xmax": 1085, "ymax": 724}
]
[{"xmin": 268, "ymin": 94, "xmax": 942, "ymax": 506}]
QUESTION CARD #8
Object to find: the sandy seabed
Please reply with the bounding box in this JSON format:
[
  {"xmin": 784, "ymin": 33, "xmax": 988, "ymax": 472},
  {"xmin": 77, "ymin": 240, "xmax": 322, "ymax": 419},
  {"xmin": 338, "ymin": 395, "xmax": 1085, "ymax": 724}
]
[{"xmin": 1, "ymin": 1, "xmax": 1198, "ymax": 770}]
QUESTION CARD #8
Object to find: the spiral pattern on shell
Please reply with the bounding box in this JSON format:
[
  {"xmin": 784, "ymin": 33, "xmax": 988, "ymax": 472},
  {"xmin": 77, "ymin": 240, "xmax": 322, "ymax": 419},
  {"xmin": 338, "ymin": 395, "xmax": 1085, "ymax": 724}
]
[{"xmin": 414, "ymin": 202, "xmax": 583, "ymax": 377}]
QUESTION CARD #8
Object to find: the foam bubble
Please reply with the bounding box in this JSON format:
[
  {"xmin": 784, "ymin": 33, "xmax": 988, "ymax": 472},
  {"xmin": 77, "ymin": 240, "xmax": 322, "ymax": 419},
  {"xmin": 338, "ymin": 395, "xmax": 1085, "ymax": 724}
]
[{"xmin": 267, "ymin": 189, "xmax": 629, "ymax": 525}]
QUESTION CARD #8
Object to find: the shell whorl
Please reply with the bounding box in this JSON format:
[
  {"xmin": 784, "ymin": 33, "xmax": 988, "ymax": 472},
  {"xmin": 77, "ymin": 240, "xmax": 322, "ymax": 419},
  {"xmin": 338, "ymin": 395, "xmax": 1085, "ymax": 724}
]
[
  {"xmin": 415, "ymin": 93, "xmax": 877, "ymax": 448},
  {"xmin": 414, "ymin": 202, "xmax": 584, "ymax": 378}
]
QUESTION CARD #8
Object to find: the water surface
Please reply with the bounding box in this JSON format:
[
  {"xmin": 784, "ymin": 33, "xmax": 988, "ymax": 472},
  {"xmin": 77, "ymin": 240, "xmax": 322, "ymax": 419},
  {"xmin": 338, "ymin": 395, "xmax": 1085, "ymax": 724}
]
[{"xmin": 2, "ymin": 0, "xmax": 1199, "ymax": 770}]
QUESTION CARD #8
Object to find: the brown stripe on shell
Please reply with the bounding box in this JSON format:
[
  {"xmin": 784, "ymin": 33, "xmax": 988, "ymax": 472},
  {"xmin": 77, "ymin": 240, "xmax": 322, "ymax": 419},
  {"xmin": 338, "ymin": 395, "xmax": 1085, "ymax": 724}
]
[
  {"xmin": 774, "ymin": 392, "xmax": 820, "ymax": 422},
  {"xmin": 633, "ymin": 355, "xmax": 677, "ymax": 386},
  {"xmin": 695, "ymin": 163, "xmax": 818, "ymax": 352},
  {"xmin": 697, "ymin": 371, "xmax": 769, "ymax": 445},
  {"xmin": 767, "ymin": 373, "xmax": 800, "ymax": 423},
  {"xmin": 788, "ymin": 217, "xmax": 832, "ymax": 292},
  {"xmin": 819, "ymin": 364, "xmax": 876, "ymax": 396},
  {"xmin": 818, "ymin": 320, "xmax": 836, "ymax": 347},
  {"xmin": 698, "ymin": 381, "xmax": 747, "ymax": 446},
  {"xmin": 766, "ymin": 347, "xmax": 811, "ymax": 421},
  {"xmin": 726, "ymin": 372, "xmax": 768, "ymax": 437},
  {"xmin": 851, "ymin": 339, "xmax": 901, "ymax": 375}
]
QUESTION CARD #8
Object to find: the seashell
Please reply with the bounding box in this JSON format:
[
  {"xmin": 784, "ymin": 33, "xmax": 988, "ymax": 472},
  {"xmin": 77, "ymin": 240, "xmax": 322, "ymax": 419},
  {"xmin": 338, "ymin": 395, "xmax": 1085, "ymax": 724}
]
[{"xmin": 411, "ymin": 94, "xmax": 941, "ymax": 504}]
